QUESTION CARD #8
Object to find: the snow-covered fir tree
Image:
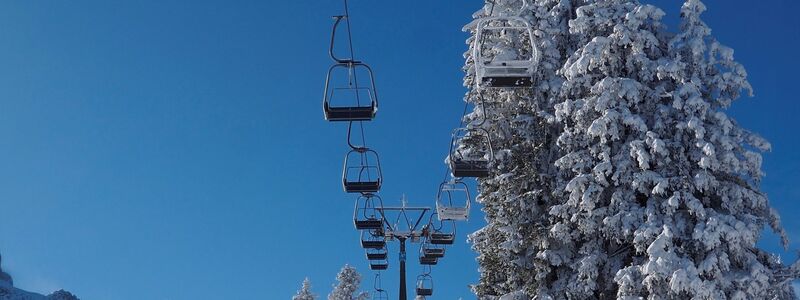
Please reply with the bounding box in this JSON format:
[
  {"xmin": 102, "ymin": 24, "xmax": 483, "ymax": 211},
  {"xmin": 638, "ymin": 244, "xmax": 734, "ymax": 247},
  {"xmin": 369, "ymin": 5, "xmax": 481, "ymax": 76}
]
[
  {"xmin": 463, "ymin": 0, "xmax": 579, "ymax": 297},
  {"xmin": 293, "ymin": 277, "xmax": 317, "ymax": 300},
  {"xmin": 462, "ymin": 0, "xmax": 799, "ymax": 299},
  {"xmin": 327, "ymin": 265, "xmax": 368, "ymax": 300}
]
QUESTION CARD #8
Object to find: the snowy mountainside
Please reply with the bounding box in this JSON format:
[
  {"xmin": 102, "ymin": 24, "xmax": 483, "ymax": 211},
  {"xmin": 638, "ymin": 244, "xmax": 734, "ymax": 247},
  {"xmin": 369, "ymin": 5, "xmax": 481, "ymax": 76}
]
[
  {"xmin": 0, "ymin": 284, "xmax": 78, "ymax": 300},
  {"xmin": 0, "ymin": 254, "xmax": 79, "ymax": 300}
]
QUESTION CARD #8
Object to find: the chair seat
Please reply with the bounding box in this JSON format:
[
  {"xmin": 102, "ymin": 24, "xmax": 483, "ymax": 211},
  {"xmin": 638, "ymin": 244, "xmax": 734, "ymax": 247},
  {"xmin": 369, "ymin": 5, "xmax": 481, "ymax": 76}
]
[
  {"xmin": 481, "ymin": 76, "xmax": 532, "ymax": 88},
  {"xmin": 419, "ymin": 256, "xmax": 438, "ymax": 265},
  {"xmin": 367, "ymin": 253, "xmax": 388, "ymax": 260},
  {"xmin": 344, "ymin": 181, "xmax": 381, "ymax": 193},
  {"xmin": 416, "ymin": 288, "xmax": 433, "ymax": 296},
  {"xmin": 354, "ymin": 219, "xmax": 383, "ymax": 230},
  {"xmin": 324, "ymin": 105, "xmax": 376, "ymax": 122},
  {"xmin": 423, "ymin": 248, "xmax": 445, "ymax": 258},
  {"xmin": 437, "ymin": 206, "xmax": 469, "ymax": 221},
  {"xmin": 486, "ymin": 60, "xmax": 531, "ymax": 68},
  {"xmin": 430, "ymin": 233, "xmax": 455, "ymax": 245},
  {"xmin": 370, "ymin": 263, "xmax": 388, "ymax": 270},
  {"xmin": 361, "ymin": 240, "xmax": 386, "ymax": 249},
  {"xmin": 451, "ymin": 160, "xmax": 490, "ymax": 178}
]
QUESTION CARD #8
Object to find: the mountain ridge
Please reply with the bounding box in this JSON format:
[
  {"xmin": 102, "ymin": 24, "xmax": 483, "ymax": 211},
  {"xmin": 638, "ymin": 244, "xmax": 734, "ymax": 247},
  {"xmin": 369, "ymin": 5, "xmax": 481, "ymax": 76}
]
[{"xmin": 0, "ymin": 253, "xmax": 79, "ymax": 300}]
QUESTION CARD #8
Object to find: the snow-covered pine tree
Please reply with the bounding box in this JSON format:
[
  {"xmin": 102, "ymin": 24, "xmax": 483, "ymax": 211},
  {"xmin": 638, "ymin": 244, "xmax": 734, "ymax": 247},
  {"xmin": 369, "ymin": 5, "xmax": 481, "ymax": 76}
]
[
  {"xmin": 293, "ymin": 277, "xmax": 317, "ymax": 300},
  {"xmin": 327, "ymin": 265, "xmax": 368, "ymax": 300},
  {"xmin": 462, "ymin": 0, "xmax": 799, "ymax": 299}
]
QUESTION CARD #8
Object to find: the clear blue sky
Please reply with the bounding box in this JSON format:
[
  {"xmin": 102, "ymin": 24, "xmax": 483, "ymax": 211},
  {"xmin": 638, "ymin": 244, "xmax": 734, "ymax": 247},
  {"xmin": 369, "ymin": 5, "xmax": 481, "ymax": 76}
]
[{"xmin": 0, "ymin": 1, "xmax": 797, "ymax": 299}]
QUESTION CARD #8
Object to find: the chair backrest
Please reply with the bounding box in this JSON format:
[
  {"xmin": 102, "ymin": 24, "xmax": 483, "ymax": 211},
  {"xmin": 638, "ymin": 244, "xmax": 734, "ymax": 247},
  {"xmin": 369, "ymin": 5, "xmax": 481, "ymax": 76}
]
[
  {"xmin": 449, "ymin": 127, "xmax": 494, "ymax": 163},
  {"xmin": 343, "ymin": 148, "xmax": 383, "ymax": 184},
  {"xmin": 324, "ymin": 63, "xmax": 379, "ymax": 110}
]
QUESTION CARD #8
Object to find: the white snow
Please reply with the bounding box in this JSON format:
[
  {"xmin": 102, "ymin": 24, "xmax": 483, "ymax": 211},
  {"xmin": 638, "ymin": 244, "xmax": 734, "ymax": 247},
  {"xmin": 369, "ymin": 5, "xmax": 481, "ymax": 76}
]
[{"xmin": 463, "ymin": 0, "xmax": 798, "ymax": 299}]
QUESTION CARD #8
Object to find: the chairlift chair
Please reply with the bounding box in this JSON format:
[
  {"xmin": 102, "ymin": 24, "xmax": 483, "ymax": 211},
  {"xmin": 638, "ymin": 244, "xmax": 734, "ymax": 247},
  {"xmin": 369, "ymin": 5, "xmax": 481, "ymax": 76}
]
[
  {"xmin": 436, "ymin": 180, "xmax": 471, "ymax": 221},
  {"xmin": 343, "ymin": 148, "xmax": 383, "ymax": 193},
  {"xmin": 421, "ymin": 242, "xmax": 445, "ymax": 259},
  {"xmin": 370, "ymin": 262, "xmax": 389, "ymax": 271},
  {"xmin": 366, "ymin": 247, "xmax": 388, "ymax": 260},
  {"xmin": 419, "ymin": 255, "xmax": 438, "ymax": 266},
  {"xmin": 416, "ymin": 274, "xmax": 434, "ymax": 297},
  {"xmin": 323, "ymin": 62, "xmax": 378, "ymax": 121},
  {"xmin": 449, "ymin": 128, "xmax": 494, "ymax": 178},
  {"xmin": 429, "ymin": 220, "xmax": 456, "ymax": 245},
  {"xmin": 354, "ymin": 194, "xmax": 385, "ymax": 230},
  {"xmin": 361, "ymin": 230, "xmax": 386, "ymax": 249},
  {"xmin": 473, "ymin": 16, "xmax": 539, "ymax": 89},
  {"xmin": 430, "ymin": 233, "xmax": 455, "ymax": 245},
  {"xmin": 323, "ymin": 15, "xmax": 378, "ymax": 121}
]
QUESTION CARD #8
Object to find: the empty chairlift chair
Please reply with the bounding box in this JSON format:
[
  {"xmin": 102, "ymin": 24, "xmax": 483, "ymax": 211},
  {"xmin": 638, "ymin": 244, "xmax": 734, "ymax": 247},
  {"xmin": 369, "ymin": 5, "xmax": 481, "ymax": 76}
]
[
  {"xmin": 343, "ymin": 148, "xmax": 383, "ymax": 193},
  {"xmin": 473, "ymin": 15, "xmax": 539, "ymax": 88},
  {"xmin": 323, "ymin": 16, "xmax": 379, "ymax": 121},
  {"xmin": 429, "ymin": 232, "xmax": 455, "ymax": 245},
  {"xmin": 449, "ymin": 128, "xmax": 494, "ymax": 178},
  {"xmin": 366, "ymin": 247, "xmax": 388, "ymax": 261},
  {"xmin": 370, "ymin": 261, "xmax": 389, "ymax": 271},
  {"xmin": 416, "ymin": 274, "xmax": 434, "ymax": 297},
  {"xmin": 361, "ymin": 229, "xmax": 386, "ymax": 249},
  {"xmin": 367, "ymin": 246, "xmax": 388, "ymax": 270},
  {"xmin": 323, "ymin": 62, "xmax": 378, "ymax": 121},
  {"xmin": 353, "ymin": 194, "xmax": 385, "ymax": 230},
  {"xmin": 436, "ymin": 180, "xmax": 471, "ymax": 221},
  {"xmin": 421, "ymin": 242, "xmax": 445, "ymax": 259},
  {"xmin": 429, "ymin": 220, "xmax": 456, "ymax": 245},
  {"xmin": 419, "ymin": 252, "xmax": 438, "ymax": 266}
]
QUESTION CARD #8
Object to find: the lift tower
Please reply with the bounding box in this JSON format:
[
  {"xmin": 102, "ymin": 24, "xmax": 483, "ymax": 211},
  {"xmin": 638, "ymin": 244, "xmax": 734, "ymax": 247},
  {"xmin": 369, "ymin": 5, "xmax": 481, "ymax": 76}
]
[
  {"xmin": 376, "ymin": 204, "xmax": 430, "ymax": 300},
  {"xmin": 398, "ymin": 237, "xmax": 407, "ymax": 300}
]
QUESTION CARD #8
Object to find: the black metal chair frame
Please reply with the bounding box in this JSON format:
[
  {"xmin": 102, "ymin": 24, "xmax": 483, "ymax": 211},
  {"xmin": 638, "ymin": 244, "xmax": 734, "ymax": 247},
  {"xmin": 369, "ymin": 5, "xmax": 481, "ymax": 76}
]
[
  {"xmin": 354, "ymin": 193, "xmax": 386, "ymax": 230},
  {"xmin": 343, "ymin": 148, "xmax": 383, "ymax": 193},
  {"xmin": 448, "ymin": 127, "xmax": 494, "ymax": 178},
  {"xmin": 366, "ymin": 247, "xmax": 389, "ymax": 261},
  {"xmin": 428, "ymin": 218, "xmax": 456, "ymax": 245},
  {"xmin": 369, "ymin": 262, "xmax": 388, "ymax": 271},
  {"xmin": 416, "ymin": 274, "xmax": 434, "ymax": 296},
  {"xmin": 323, "ymin": 63, "xmax": 378, "ymax": 122},
  {"xmin": 323, "ymin": 11, "xmax": 379, "ymax": 121},
  {"xmin": 361, "ymin": 229, "xmax": 386, "ymax": 249},
  {"xmin": 419, "ymin": 255, "xmax": 438, "ymax": 266},
  {"xmin": 421, "ymin": 241, "xmax": 445, "ymax": 259}
]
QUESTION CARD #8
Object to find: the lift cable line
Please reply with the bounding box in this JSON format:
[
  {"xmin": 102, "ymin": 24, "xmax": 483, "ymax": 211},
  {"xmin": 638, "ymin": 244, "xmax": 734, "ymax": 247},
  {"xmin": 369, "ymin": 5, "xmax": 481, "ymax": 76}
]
[
  {"xmin": 324, "ymin": 0, "xmax": 383, "ymax": 196},
  {"xmin": 321, "ymin": 0, "xmax": 537, "ymax": 298},
  {"xmin": 324, "ymin": 0, "xmax": 377, "ymax": 123},
  {"xmin": 321, "ymin": 1, "xmax": 456, "ymax": 299},
  {"xmin": 352, "ymin": 195, "xmax": 461, "ymax": 300},
  {"xmin": 438, "ymin": 0, "xmax": 543, "ymax": 220}
]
